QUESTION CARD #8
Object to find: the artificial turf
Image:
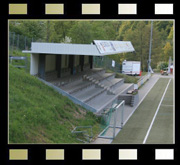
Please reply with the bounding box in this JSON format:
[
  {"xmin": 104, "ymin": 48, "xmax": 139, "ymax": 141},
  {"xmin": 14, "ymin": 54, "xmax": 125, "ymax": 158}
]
[{"xmin": 112, "ymin": 78, "xmax": 173, "ymax": 144}]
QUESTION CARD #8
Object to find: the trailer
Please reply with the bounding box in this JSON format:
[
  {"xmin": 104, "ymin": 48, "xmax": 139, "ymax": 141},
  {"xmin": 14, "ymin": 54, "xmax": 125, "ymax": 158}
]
[{"xmin": 122, "ymin": 60, "xmax": 141, "ymax": 76}]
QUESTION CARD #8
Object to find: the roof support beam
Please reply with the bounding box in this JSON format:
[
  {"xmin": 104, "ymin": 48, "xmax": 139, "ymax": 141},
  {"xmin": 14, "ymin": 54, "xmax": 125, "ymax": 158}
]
[
  {"xmin": 56, "ymin": 55, "xmax": 62, "ymax": 78},
  {"xmin": 80, "ymin": 55, "xmax": 84, "ymax": 71},
  {"xmin": 89, "ymin": 56, "xmax": 93, "ymax": 69},
  {"xmin": 69, "ymin": 55, "xmax": 75, "ymax": 75}
]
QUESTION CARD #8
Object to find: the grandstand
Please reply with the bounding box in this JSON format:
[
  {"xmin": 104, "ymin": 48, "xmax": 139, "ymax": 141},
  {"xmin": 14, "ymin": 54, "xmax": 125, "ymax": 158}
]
[{"xmin": 22, "ymin": 40, "xmax": 137, "ymax": 114}]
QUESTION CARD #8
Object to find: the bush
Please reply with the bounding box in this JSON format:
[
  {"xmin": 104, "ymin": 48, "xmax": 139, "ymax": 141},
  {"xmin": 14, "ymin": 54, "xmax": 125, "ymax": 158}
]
[
  {"xmin": 157, "ymin": 61, "xmax": 168, "ymax": 70},
  {"xmin": 115, "ymin": 73, "xmax": 138, "ymax": 84}
]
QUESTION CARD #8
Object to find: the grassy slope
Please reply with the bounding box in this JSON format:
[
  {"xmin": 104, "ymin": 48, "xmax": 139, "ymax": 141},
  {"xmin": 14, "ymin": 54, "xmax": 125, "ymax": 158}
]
[
  {"xmin": 9, "ymin": 65, "xmax": 100, "ymax": 144},
  {"xmin": 115, "ymin": 73, "xmax": 138, "ymax": 84}
]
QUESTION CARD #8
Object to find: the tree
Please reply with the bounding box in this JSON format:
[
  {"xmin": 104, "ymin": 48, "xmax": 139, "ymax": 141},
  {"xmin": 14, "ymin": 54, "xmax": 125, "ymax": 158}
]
[
  {"xmin": 69, "ymin": 21, "xmax": 94, "ymax": 44},
  {"xmin": 163, "ymin": 42, "xmax": 173, "ymax": 61}
]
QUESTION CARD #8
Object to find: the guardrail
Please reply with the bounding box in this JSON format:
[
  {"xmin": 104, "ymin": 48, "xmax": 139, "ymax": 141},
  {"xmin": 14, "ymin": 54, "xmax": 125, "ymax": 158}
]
[
  {"xmin": 9, "ymin": 56, "xmax": 28, "ymax": 71},
  {"xmin": 136, "ymin": 73, "xmax": 151, "ymax": 88}
]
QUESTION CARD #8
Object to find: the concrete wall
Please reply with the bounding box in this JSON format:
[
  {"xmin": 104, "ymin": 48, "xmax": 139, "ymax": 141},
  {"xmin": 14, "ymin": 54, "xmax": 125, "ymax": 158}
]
[
  {"xmin": 118, "ymin": 93, "xmax": 139, "ymax": 107},
  {"xmin": 45, "ymin": 55, "xmax": 56, "ymax": 72},
  {"xmin": 30, "ymin": 54, "xmax": 39, "ymax": 75},
  {"xmin": 30, "ymin": 54, "xmax": 91, "ymax": 77}
]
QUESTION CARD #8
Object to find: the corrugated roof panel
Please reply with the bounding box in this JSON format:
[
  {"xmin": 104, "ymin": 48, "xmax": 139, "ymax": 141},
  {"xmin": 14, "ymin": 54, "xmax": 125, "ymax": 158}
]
[
  {"xmin": 31, "ymin": 42, "xmax": 101, "ymax": 56},
  {"xmin": 23, "ymin": 41, "xmax": 135, "ymax": 56}
]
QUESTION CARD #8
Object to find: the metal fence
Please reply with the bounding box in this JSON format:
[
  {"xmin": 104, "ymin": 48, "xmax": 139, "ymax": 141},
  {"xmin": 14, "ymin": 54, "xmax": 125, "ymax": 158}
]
[
  {"xmin": 93, "ymin": 56, "xmax": 121, "ymax": 73},
  {"xmin": 98, "ymin": 100, "xmax": 125, "ymax": 139},
  {"xmin": 136, "ymin": 73, "xmax": 151, "ymax": 88},
  {"xmin": 9, "ymin": 32, "xmax": 33, "ymax": 55}
]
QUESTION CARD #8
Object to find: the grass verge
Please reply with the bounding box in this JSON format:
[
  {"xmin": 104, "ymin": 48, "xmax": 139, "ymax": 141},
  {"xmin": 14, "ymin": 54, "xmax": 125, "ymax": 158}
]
[{"xmin": 9, "ymin": 65, "xmax": 100, "ymax": 144}]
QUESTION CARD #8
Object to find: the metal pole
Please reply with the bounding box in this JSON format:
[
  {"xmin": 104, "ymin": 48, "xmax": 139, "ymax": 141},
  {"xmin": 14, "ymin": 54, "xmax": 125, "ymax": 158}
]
[
  {"xmin": 121, "ymin": 101, "xmax": 124, "ymax": 128},
  {"xmin": 12, "ymin": 32, "xmax": 15, "ymax": 54},
  {"xmin": 17, "ymin": 34, "xmax": 19, "ymax": 50},
  {"xmin": 148, "ymin": 21, "xmax": 153, "ymax": 73},
  {"xmin": 113, "ymin": 108, "xmax": 117, "ymax": 139}
]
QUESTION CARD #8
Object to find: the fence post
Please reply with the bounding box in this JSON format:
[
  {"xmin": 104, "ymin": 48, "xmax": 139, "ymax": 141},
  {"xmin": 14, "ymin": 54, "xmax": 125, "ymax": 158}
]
[
  {"xmin": 17, "ymin": 34, "xmax": 19, "ymax": 50},
  {"xmin": 25, "ymin": 36, "xmax": 27, "ymax": 50},
  {"xmin": 12, "ymin": 32, "xmax": 15, "ymax": 53},
  {"xmin": 113, "ymin": 107, "xmax": 117, "ymax": 139},
  {"xmin": 121, "ymin": 101, "xmax": 124, "ymax": 128}
]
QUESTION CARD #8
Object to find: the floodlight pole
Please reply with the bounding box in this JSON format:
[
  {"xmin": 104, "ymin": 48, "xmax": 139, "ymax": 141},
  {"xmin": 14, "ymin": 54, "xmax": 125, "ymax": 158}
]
[{"xmin": 148, "ymin": 21, "xmax": 153, "ymax": 73}]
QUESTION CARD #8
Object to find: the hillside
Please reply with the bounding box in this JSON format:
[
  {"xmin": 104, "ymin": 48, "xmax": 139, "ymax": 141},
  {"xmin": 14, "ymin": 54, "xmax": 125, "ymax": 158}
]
[{"xmin": 9, "ymin": 65, "xmax": 100, "ymax": 144}]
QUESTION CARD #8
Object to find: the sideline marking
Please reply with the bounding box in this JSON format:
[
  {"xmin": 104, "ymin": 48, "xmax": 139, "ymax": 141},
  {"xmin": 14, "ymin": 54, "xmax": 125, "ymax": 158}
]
[
  {"xmin": 110, "ymin": 75, "xmax": 159, "ymax": 143},
  {"xmin": 143, "ymin": 78, "xmax": 172, "ymax": 144},
  {"xmin": 123, "ymin": 76, "xmax": 159, "ymax": 126}
]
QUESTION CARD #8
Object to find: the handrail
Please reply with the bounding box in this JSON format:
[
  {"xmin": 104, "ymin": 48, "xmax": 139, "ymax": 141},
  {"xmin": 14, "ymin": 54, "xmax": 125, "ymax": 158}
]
[
  {"xmin": 137, "ymin": 73, "xmax": 151, "ymax": 88},
  {"xmin": 71, "ymin": 125, "xmax": 93, "ymax": 143}
]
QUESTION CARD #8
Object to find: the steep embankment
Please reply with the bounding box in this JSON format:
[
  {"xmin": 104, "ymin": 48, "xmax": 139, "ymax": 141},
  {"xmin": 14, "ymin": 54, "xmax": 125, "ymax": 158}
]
[{"xmin": 9, "ymin": 65, "xmax": 100, "ymax": 143}]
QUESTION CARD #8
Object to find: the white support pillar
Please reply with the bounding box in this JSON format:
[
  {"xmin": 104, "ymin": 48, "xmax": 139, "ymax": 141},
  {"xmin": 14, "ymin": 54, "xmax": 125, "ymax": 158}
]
[{"xmin": 30, "ymin": 54, "xmax": 39, "ymax": 75}]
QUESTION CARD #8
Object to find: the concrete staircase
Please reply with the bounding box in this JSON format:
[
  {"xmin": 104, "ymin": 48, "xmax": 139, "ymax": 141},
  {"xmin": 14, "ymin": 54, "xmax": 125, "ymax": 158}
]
[
  {"xmin": 82, "ymin": 73, "xmax": 117, "ymax": 95},
  {"xmin": 49, "ymin": 69, "xmax": 135, "ymax": 114}
]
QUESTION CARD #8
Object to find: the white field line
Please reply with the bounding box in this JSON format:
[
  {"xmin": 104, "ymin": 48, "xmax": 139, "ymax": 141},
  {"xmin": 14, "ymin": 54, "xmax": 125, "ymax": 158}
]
[
  {"xmin": 161, "ymin": 104, "xmax": 173, "ymax": 107},
  {"xmin": 123, "ymin": 77, "xmax": 159, "ymax": 126},
  {"xmin": 143, "ymin": 78, "xmax": 172, "ymax": 144},
  {"xmin": 109, "ymin": 76, "xmax": 159, "ymax": 143}
]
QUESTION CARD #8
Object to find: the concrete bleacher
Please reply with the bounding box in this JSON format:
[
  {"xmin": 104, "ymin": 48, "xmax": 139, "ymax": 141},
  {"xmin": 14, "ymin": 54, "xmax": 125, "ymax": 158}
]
[{"xmin": 47, "ymin": 68, "xmax": 134, "ymax": 114}]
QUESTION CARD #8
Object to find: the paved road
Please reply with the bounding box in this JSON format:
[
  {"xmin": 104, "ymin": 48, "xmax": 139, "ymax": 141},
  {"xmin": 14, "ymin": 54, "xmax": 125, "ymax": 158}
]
[{"xmin": 91, "ymin": 73, "xmax": 173, "ymax": 144}]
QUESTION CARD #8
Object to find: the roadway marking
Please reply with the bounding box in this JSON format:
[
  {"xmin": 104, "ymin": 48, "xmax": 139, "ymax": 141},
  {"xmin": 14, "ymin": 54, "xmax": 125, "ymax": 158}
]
[{"xmin": 143, "ymin": 78, "xmax": 172, "ymax": 144}]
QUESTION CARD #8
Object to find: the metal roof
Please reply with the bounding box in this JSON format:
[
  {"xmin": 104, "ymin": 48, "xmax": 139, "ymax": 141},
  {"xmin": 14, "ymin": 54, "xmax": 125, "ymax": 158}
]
[
  {"xmin": 23, "ymin": 42, "xmax": 103, "ymax": 56},
  {"xmin": 22, "ymin": 41, "xmax": 135, "ymax": 56}
]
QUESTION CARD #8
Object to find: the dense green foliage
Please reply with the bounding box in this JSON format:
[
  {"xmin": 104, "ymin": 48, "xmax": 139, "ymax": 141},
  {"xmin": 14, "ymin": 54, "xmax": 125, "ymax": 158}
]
[
  {"xmin": 9, "ymin": 20, "xmax": 173, "ymax": 71},
  {"xmin": 9, "ymin": 65, "xmax": 100, "ymax": 143}
]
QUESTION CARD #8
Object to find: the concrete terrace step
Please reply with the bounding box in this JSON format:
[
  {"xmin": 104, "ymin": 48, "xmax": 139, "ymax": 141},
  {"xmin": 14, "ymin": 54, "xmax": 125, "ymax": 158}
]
[
  {"xmin": 92, "ymin": 73, "xmax": 116, "ymax": 82},
  {"xmin": 86, "ymin": 83, "xmax": 134, "ymax": 114},
  {"xmin": 72, "ymin": 86, "xmax": 105, "ymax": 102},
  {"xmin": 61, "ymin": 80, "xmax": 91, "ymax": 93},
  {"xmin": 113, "ymin": 83, "xmax": 134, "ymax": 95},
  {"xmin": 73, "ymin": 78, "xmax": 125, "ymax": 104},
  {"xmin": 99, "ymin": 78, "xmax": 124, "ymax": 90},
  {"xmin": 71, "ymin": 73, "xmax": 116, "ymax": 95}
]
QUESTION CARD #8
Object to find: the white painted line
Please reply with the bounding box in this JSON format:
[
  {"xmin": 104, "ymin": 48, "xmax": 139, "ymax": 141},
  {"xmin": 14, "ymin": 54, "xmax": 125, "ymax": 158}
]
[
  {"xmin": 161, "ymin": 104, "xmax": 173, "ymax": 107},
  {"xmin": 143, "ymin": 79, "xmax": 172, "ymax": 144},
  {"xmin": 124, "ymin": 77, "xmax": 159, "ymax": 125},
  {"xmin": 110, "ymin": 76, "xmax": 159, "ymax": 143}
]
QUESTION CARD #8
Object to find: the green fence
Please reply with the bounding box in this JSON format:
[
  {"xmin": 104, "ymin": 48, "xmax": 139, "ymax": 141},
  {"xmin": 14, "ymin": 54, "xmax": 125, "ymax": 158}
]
[
  {"xmin": 9, "ymin": 32, "xmax": 33, "ymax": 55},
  {"xmin": 98, "ymin": 99, "xmax": 125, "ymax": 139},
  {"xmin": 93, "ymin": 56, "xmax": 121, "ymax": 73}
]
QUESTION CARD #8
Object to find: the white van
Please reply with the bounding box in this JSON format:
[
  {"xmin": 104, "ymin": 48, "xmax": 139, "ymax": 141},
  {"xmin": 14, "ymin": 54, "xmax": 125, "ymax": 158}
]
[{"xmin": 122, "ymin": 60, "xmax": 141, "ymax": 76}]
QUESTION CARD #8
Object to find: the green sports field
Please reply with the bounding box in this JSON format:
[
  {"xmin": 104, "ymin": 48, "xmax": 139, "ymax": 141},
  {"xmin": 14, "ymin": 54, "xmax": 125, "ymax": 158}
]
[{"xmin": 112, "ymin": 78, "xmax": 174, "ymax": 144}]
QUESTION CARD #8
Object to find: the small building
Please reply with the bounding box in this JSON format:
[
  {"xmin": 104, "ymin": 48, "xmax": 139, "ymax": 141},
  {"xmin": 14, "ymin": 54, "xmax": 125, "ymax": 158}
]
[{"xmin": 22, "ymin": 40, "xmax": 135, "ymax": 80}]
